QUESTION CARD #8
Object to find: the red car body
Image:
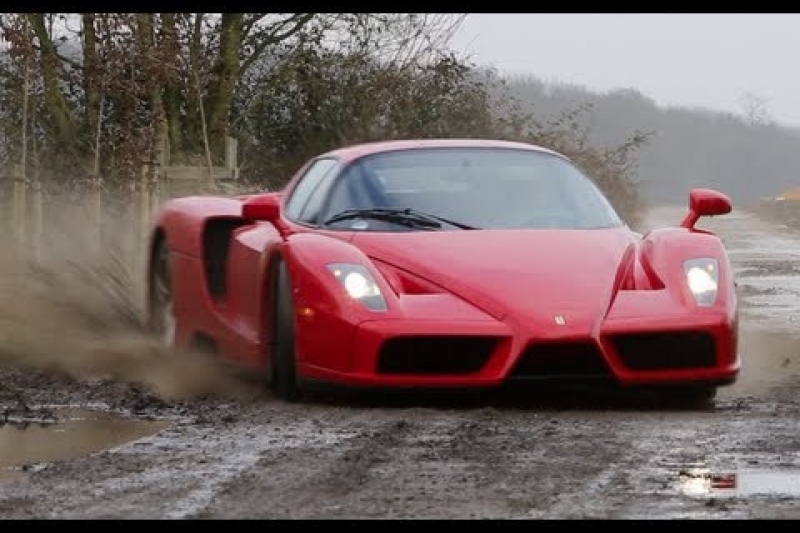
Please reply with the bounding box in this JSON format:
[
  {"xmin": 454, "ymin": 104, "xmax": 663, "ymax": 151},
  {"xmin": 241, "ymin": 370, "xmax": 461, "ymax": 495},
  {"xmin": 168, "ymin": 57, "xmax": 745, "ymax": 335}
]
[{"xmin": 146, "ymin": 139, "xmax": 739, "ymax": 401}]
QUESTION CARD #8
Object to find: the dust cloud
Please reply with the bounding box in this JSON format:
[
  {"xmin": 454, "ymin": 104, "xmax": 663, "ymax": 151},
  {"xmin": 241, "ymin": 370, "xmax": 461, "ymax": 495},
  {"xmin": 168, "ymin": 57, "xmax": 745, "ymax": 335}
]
[
  {"xmin": 0, "ymin": 196, "xmax": 263, "ymax": 403},
  {"xmin": 727, "ymin": 327, "xmax": 800, "ymax": 397}
]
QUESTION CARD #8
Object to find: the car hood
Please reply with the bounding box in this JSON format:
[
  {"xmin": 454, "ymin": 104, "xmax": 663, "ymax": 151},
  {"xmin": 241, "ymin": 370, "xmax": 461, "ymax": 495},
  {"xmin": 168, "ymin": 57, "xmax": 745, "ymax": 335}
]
[{"xmin": 352, "ymin": 228, "xmax": 638, "ymax": 327}]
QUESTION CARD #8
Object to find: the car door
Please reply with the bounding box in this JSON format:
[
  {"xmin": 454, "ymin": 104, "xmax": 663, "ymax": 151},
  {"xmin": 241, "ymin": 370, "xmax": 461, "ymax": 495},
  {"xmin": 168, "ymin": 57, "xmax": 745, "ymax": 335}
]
[{"xmin": 222, "ymin": 158, "xmax": 347, "ymax": 369}]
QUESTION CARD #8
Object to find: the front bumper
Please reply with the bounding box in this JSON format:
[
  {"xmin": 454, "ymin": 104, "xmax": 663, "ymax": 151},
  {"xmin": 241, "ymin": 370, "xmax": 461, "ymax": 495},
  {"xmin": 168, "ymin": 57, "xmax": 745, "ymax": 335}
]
[{"xmin": 296, "ymin": 311, "xmax": 740, "ymax": 389}]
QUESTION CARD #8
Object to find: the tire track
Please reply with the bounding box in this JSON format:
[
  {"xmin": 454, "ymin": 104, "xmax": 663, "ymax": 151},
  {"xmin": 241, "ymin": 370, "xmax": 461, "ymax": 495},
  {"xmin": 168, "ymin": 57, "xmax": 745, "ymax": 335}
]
[{"xmin": 196, "ymin": 412, "xmax": 419, "ymax": 518}]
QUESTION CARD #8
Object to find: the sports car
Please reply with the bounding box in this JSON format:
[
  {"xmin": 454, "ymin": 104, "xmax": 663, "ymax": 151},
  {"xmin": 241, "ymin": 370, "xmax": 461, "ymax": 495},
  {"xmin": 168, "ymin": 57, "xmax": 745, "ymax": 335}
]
[{"xmin": 146, "ymin": 138, "xmax": 739, "ymax": 403}]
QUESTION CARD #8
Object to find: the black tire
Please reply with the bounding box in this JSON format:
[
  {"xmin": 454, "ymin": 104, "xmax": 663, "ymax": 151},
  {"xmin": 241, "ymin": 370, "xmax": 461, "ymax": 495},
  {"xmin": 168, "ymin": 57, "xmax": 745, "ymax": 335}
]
[
  {"xmin": 148, "ymin": 239, "xmax": 176, "ymax": 347},
  {"xmin": 662, "ymin": 384, "xmax": 717, "ymax": 409},
  {"xmin": 272, "ymin": 260, "xmax": 302, "ymax": 402}
]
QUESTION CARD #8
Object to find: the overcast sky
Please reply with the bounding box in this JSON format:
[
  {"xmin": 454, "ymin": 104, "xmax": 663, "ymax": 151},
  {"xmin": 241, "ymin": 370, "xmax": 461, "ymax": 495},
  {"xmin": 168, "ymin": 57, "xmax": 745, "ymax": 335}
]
[{"xmin": 450, "ymin": 14, "xmax": 800, "ymax": 127}]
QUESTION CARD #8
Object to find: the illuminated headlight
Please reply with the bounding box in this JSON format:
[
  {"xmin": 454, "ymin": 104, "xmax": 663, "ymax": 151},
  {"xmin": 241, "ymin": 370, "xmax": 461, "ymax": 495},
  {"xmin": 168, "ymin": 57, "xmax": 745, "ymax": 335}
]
[
  {"xmin": 327, "ymin": 263, "xmax": 387, "ymax": 312},
  {"xmin": 683, "ymin": 258, "xmax": 719, "ymax": 306}
]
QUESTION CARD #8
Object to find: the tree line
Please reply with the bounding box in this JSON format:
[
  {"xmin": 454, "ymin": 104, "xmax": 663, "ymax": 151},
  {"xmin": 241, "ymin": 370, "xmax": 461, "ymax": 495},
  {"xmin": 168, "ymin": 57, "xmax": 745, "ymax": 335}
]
[
  {"xmin": 503, "ymin": 75, "xmax": 800, "ymax": 207},
  {"xmin": 0, "ymin": 14, "xmax": 647, "ymax": 226}
]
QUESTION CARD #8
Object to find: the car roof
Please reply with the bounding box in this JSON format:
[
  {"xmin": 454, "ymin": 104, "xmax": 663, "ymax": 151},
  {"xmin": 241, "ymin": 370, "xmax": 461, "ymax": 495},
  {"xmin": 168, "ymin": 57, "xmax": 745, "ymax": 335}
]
[{"xmin": 319, "ymin": 138, "xmax": 566, "ymax": 163}]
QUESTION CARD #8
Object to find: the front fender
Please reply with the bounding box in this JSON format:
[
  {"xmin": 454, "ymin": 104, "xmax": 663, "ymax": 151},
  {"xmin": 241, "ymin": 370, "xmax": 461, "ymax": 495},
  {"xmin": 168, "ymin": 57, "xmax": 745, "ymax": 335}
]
[
  {"xmin": 282, "ymin": 233, "xmax": 499, "ymax": 324},
  {"xmin": 282, "ymin": 233, "xmax": 397, "ymax": 325},
  {"xmin": 280, "ymin": 233, "xmax": 398, "ymax": 371},
  {"xmin": 640, "ymin": 227, "xmax": 735, "ymax": 310}
]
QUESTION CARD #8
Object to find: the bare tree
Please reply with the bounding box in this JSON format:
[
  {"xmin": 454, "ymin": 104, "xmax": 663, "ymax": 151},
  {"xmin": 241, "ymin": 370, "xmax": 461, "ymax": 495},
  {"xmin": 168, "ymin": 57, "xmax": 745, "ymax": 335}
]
[
  {"xmin": 0, "ymin": 10, "xmax": 647, "ymax": 230},
  {"xmin": 739, "ymin": 91, "xmax": 773, "ymax": 126}
]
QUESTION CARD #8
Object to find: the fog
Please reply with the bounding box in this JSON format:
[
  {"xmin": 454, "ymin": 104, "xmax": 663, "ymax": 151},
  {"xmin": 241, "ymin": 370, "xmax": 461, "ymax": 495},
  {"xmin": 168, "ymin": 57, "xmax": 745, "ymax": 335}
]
[
  {"xmin": 452, "ymin": 14, "xmax": 800, "ymax": 205},
  {"xmin": 452, "ymin": 14, "xmax": 800, "ymax": 128}
]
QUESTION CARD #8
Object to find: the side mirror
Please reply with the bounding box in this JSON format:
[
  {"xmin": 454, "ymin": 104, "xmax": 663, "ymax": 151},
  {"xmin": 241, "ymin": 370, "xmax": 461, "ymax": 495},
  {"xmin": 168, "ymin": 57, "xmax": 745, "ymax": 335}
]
[
  {"xmin": 680, "ymin": 188, "xmax": 732, "ymax": 230},
  {"xmin": 242, "ymin": 193, "xmax": 281, "ymax": 222}
]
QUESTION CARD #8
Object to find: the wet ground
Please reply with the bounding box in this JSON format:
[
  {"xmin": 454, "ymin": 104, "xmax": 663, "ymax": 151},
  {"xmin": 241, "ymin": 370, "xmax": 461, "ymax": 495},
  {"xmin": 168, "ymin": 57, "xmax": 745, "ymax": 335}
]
[{"xmin": 1, "ymin": 206, "xmax": 800, "ymax": 518}]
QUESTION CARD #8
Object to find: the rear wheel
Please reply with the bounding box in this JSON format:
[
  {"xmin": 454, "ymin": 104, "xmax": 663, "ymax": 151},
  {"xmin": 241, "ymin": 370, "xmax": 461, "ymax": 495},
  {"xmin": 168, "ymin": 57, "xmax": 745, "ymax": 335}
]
[
  {"xmin": 149, "ymin": 240, "xmax": 176, "ymax": 348},
  {"xmin": 272, "ymin": 260, "xmax": 302, "ymax": 402}
]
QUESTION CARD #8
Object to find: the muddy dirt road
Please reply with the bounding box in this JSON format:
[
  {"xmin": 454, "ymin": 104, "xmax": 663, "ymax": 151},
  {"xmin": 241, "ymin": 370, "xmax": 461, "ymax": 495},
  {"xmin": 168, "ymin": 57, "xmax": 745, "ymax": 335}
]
[{"xmin": 2, "ymin": 207, "xmax": 800, "ymax": 519}]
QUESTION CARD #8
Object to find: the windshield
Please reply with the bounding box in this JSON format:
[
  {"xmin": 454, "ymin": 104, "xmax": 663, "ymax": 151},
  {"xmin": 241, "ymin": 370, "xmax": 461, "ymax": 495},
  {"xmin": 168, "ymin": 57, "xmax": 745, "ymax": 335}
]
[{"xmin": 321, "ymin": 147, "xmax": 624, "ymax": 231}]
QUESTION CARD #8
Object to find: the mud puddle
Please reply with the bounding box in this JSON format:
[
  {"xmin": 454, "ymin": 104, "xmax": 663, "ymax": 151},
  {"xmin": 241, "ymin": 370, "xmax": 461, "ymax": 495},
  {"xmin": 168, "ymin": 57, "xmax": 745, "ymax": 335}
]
[
  {"xmin": 676, "ymin": 467, "xmax": 800, "ymax": 498},
  {"xmin": 0, "ymin": 408, "xmax": 169, "ymax": 483}
]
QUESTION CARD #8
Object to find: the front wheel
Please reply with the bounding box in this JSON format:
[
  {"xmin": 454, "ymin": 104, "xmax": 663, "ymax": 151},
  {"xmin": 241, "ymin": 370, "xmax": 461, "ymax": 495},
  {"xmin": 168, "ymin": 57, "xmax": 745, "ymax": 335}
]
[
  {"xmin": 272, "ymin": 261, "xmax": 302, "ymax": 402},
  {"xmin": 660, "ymin": 384, "xmax": 717, "ymax": 409}
]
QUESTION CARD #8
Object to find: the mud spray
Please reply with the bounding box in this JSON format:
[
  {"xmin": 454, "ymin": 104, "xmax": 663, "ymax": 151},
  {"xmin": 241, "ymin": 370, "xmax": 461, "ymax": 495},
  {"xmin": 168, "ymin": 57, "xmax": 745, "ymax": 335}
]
[{"xmin": 0, "ymin": 196, "xmax": 263, "ymax": 403}]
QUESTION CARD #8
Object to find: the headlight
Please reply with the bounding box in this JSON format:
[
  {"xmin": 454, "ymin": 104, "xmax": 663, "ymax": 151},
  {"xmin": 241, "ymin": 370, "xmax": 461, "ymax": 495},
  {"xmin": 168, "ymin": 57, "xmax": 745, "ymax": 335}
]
[
  {"xmin": 683, "ymin": 258, "xmax": 719, "ymax": 306},
  {"xmin": 327, "ymin": 263, "xmax": 387, "ymax": 312}
]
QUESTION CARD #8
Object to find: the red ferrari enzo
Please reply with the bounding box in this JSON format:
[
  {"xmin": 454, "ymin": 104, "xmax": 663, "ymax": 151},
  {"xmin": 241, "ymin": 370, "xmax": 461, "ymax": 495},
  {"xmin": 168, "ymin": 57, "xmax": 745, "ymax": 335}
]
[{"xmin": 146, "ymin": 139, "xmax": 739, "ymax": 403}]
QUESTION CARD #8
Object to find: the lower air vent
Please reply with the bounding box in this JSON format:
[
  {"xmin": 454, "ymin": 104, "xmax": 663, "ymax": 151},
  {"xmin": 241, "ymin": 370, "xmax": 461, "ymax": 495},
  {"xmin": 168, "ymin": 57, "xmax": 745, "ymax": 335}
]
[
  {"xmin": 510, "ymin": 342, "xmax": 611, "ymax": 378},
  {"xmin": 612, "ymin": 331, "xmax": 717, "ymax": 370},
  {"xmin": 376, "ymin": 336, "xmax": 497, "ymax": 375}
]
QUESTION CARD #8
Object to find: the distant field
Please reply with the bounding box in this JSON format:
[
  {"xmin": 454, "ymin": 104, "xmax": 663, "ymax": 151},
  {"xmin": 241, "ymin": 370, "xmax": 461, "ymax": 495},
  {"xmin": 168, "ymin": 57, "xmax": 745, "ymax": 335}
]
[{"xmin": 756, "ymin": 199, "xmax": 800, "ymax": 230}]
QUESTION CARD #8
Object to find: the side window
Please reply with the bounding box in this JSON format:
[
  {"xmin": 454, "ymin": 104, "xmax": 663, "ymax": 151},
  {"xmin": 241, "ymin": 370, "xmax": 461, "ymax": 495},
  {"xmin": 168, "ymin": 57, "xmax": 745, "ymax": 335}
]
[
  {"xmin": 284, "ymin": 158, "xmax": 339, "ymax": 222},
  {"xmin": 297, "ymin": 163, "xmax": 342, "ymax": 224}
]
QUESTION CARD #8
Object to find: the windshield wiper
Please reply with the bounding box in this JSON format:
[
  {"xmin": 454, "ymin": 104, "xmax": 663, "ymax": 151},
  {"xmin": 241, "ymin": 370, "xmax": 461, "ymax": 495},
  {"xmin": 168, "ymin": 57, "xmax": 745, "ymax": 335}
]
[
  {"xmin": 323, "ymin": 208, "xmax": 440, "ymax": 230},
  {"xmin": 403, "ymin": 208, "xmax": 480, "ymax": 230},
  {"xmin": 323, "ymin": 208, "xmax": 479, "ymax": 230}
]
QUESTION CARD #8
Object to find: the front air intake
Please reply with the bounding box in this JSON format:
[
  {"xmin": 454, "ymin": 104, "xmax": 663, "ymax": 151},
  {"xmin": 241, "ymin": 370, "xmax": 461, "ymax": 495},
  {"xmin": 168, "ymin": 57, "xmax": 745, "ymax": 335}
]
[
  {"xmin": 376, "ymin": 336, "xmax": 497, "ymax": 375},
  {"xmin": 612, "ymin": 331, "xmax": 717, "ymax": 370},
  {"xmin": 510, "ymin": 342, "xmax": 612, "ymax": 378}
]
